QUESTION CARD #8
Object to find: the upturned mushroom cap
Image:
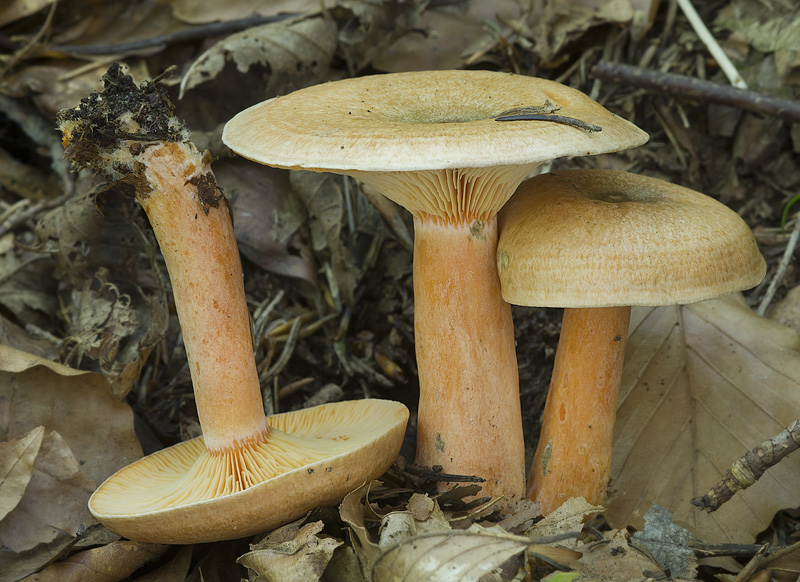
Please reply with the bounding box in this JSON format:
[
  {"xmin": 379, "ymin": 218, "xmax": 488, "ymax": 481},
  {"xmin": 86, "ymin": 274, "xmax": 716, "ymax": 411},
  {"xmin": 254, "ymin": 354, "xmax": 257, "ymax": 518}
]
[
  {"xmin": 497, "ymin": 170, "xmax": 766, "ymax": 307},
  {"xmin": 222, "ymin": 70, "xmax": 648, "ymax": 220},
  {"xmin": 89, "ymin": 399, "xmax": 408, "ymax": 544}
]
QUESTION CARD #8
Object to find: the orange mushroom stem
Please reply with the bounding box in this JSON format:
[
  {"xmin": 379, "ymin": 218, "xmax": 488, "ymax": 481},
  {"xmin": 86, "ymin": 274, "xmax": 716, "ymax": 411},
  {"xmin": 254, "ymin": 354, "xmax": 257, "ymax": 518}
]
[
  {"xmin": 134, "ymin": 142, "xmax": 269, "ymax": 453},
  {"xmin": 58, "ymin": 63, "xmax": 269, "ymax": 453},
  {"xmin": 413, "ymin": 215, "xmax": 523, "ymax": 497},
  {"xmin": 526, "ymin": 306, "xmax": 631, "ymax": 512}
]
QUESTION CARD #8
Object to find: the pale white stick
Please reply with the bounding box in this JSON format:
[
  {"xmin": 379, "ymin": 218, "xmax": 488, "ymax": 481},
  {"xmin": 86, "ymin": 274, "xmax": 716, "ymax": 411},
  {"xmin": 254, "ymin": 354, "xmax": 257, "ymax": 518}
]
[
  {"xmin": 757, "ymin": 214, "xmax": 800, "ymax": 316},
  {"xmin": 676, "ymin": 0, "xmax": 748, "ymax": 89}
]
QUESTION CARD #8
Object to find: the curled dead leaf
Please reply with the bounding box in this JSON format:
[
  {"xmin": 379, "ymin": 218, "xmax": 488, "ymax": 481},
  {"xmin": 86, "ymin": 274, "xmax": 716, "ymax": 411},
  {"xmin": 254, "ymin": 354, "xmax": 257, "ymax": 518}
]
[
  {"xmin": 179, "ymin": 14, "xmax": 337, "ymax": 130},
  {"xmin": 0, "ymin": 426, "xmax": 44, "ymax": 521},
  {"xmin": 372, "ymin": 525, "xmax": 557, "ymax": 582},
  {"xmin": 0, "ymin": 345, "xmax": 142, "ymax": 580},
  {"xmin": 237, "ymin": 520, "xmax": 342, "ymax": 582},
  {"xmin": 17, "ymin": 540, "xmax": 167, "ymax": 582}
]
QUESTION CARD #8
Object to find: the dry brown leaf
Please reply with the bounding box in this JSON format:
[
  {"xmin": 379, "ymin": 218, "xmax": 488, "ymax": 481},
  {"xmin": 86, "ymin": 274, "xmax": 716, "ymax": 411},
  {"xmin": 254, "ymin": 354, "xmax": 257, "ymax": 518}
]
[
  {"xmin": 0, "ymin": 311, "xmax": 59, "ymax": 361},
  {"xmin": 237, "ymin": 520, "xmax": 342, "ymax": 582},
  {"xmin": 716, "ymin": 0, "xmax": 800, "ymax": 55},
  {"xmin": 372, "ymin": 7, "xmax": 488, "ymax": 72},
  {"xmin": 134, "ymin": 546, "xmax": 193, "ymax": 582},
  {"xmin": 0, "ymin": 245, "xmax": 57, "ymax": 331},
  {"xmin": 768, "ymin": 284, "xmax": 800, "ymax": 335},
  {"xmin": 0, "ymin": 345, "xmax": 142, "ymax": 485},
  {"xmin": 331, "ymin": 0, "xmax": 426, "ymax": 74},
  {"xmin": 372, "ymin": 525, "xmax": 532, "ymax": 582},
  {"xmin": 529, "ymin": 0, "xmax": 635, "ymax": 65},
  {"xmin": 35, "ymin": 185, "xmax": 168, "ymax": 399},
  {"xmin": 607, "ymin": 295, "xmax": 800, "ymax": 543},
  {"xmin": 2, "ymin": 64, "xmax": 108, "ymax": 119},
  {"xmin": 48, "ymin": 0, "xmax": 184, "ymax": 57},
  {"xmin": 339, "ymin": 481, "xmax": 385, "ymax": 580},
  {"xmin": 0, "ymin": 0, "xmax": 55, "ymax": 27},
  {"xmin": 0, "ymin": 426, "xmax": 44, "ymax": 521},
  {"xmin": 341, "ymin": 484, "xmax": 572, "ymax": 581},
  {"xmin": 290, "ymin": 171, "xmax": 359, "ymax": 307},
  {"xmin": 0, "ymin": 429, "xmax": 98, "ymax": 582},
  {"xmin": 374, "ymin": 1, "xmax": 524, "ymax": 72},
  {"xmin": 0, "ymin": 148, "xmax": 59, "ymax": 202},
  {"xmin": 379, "ymin": 493, "xmax": 452, "ymax": 548},
  {"xmin": 159, "ymin": 0, "xmax": 318, "ymax": 24},
  {"xmin": 0, "ymin": 430, "xmax": 96, "ymax": 553},
  {"xmin": 0, "ymin": 345, "xmax": 142, "ymax": 580},
  {"xmin": 216, "ymin": 160, "xmax": 316, "ymax": 285},
  {"xmin": 756, "ymin": 539, "xmax": 800, "ymax": 582},
  {"xmin": 178, "ymin": 13, "xmax": 337, "ymax": 131},
  {"xmin": 18, "ymin": 540, "xmax": 167, "ymax": 582},
  {"xmin": 324, "ymin": 545, "xmax": 365, "ymax": 582},
  {"xmin": 527, "ymin": 497, "xmax": 603, "ymax": 548},
  {"xmin": 573, "ymin": 529, "xmax": 669, "ymax": 582}
]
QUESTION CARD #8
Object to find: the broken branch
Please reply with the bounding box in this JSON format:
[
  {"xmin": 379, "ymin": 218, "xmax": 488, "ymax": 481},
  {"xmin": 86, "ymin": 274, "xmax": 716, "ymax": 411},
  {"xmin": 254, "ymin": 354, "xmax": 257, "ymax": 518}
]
[
  {"xmin": 692, "ymin": 417, "xmax": 800, "ymax": 512},
  {"xmin": 591, "ymin": 61, "xmax": 800, "ymax": 124}
]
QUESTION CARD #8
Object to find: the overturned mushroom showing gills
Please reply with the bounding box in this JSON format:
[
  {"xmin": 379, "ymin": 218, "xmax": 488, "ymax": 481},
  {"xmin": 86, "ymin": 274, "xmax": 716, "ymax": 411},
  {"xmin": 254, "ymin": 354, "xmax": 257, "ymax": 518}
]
[
  {"xmin": 58, "ymin": 64, "xmax": 408, "ymax": 544},
  {"xmin": 222, "ymin": 71, "xmax": 648, "ymax": 502},
  {"xmin": 497, "ymin": 169, "xmax": 766, "ymax": 513}
]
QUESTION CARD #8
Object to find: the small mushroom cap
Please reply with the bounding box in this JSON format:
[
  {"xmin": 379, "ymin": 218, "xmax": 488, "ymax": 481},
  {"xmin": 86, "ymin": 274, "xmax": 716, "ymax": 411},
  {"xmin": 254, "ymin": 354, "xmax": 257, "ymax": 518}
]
[
  {"xmin": 222, "ymin": 70, "xmax": 648, "ymax": 173},
  {"xmin": 88, "ymin": 399, "xmax": 409, "ymax": 544},
  {"xmin": 497, "ymin": 170, "xmax": 766, "ymax": 307}
]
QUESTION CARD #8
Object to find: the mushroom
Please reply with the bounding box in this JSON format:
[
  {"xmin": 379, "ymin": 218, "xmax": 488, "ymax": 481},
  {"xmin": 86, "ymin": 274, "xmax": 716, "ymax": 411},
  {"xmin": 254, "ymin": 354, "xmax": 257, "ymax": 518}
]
[
  {"xmin": 58, "ymin": 64, "xmax": 409, "ymax": 544},
  {"xmin": 496, "ymin": 169, "xmax": 766, "ymax": 513},
  {"xmin": 222, "ymin": 70, "xmax": 648, "ymax": 501}
]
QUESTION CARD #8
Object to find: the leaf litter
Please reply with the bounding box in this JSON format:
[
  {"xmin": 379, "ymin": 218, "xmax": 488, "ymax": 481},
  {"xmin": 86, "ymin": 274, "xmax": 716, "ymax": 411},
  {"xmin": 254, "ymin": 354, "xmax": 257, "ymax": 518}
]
[
  {"xmin": 2, "ymin": 0, "xmax": 800, "ymax": 580},
  {"xmin": 608, "ymin": 295, "xmax": 800, "ymax": 544}
]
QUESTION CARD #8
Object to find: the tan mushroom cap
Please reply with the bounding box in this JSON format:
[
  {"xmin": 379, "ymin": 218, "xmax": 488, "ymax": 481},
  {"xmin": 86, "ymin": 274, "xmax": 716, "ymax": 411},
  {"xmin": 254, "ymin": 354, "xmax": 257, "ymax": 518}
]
[
  {"xmin": 89, "ymin": 399, "xmax": 408, "ymax": 544},
  {"xmin": 222, "ymin": 70, "xmax": 648, "ymax": 173},
  {"xmin": 497, "ymin": 170, "xmax": 766, "ymax": 307}
]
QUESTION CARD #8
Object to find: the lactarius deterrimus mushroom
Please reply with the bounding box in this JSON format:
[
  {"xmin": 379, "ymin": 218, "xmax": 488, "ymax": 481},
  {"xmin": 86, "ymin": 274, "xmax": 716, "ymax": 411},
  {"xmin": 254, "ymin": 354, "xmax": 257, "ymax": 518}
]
[
  {"xmin": 223, "ymin": 70, "xmax": 648, "ymax": 502},
  {"xmin": 497, "ymin": 169, "xmax": 766, "ymax": 512},
  {"xmin": 58, "ymin": 63, "xmax": 408, "ymax": 543}
]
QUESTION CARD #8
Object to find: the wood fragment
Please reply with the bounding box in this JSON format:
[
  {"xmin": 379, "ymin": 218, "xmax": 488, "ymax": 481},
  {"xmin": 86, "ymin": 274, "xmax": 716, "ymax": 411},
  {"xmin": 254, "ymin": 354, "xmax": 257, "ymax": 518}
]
[
  {"xmin": 591, "ymin": 61, "xmax": 800, "ymax": 124},
  {"xmin": 691, "ymin": 417, "xmax": 800, "ymax": 512},
  {"xmin": 675, "ymin": 0, "xmax": 747, "ymax": 88},
  {"xmin": 757, "ymin": 215, "xmax": 800, "ymax": 316},
  {"xmin": 403, "ymin": 463, "xmax": 486, "ymax": 483}
]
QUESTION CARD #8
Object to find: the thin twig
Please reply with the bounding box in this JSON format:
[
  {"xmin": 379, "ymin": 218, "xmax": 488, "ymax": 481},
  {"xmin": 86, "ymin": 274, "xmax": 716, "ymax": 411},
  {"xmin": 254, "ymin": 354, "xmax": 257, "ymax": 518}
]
[
  {"xmin": 0, "ymin": 194, "xmax": 70, "ymax": 238},
  {"xmin": 0, "ymin": 0, "xmax": 57, "ymax": 79},
  {"xmin": 691, "ymin": 417, "xmax": 800, "ymax": 512},
  {"xmin": 252, "ymin": 290, "xmax": 284, "ymax": 343},
  {"xmin": 757, "ymin": 214, "xmax": 800, "ymax": 316},
  {"xmin": 403, "ymin": 463, "xmax": 486, "ymax": 483},
  {"xmin": 591, "ymin": 61, "xmax": 800, "ymax": 124},
  {"xmin": 675, "ymin": 0, "xmax": 747, "ymax": 88},
  {"xmin": 48, "ymin": 13, "xmax": 300, "ymax": 55},
  {"xmin": 260, "ymin": 316, "xmax": 301, "ymax": 383},
  {"xmin": 343, "ymin": 176, "xmax": 355, "ymax": 236}
]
